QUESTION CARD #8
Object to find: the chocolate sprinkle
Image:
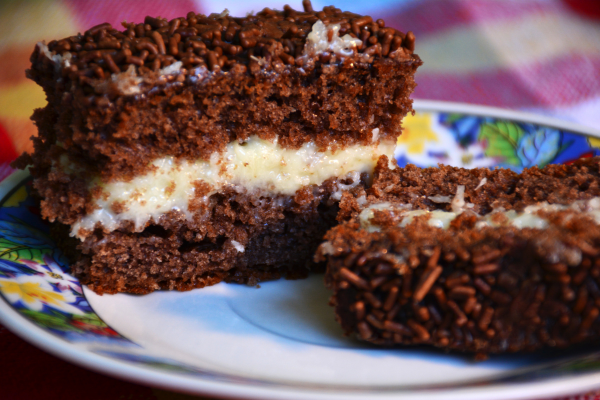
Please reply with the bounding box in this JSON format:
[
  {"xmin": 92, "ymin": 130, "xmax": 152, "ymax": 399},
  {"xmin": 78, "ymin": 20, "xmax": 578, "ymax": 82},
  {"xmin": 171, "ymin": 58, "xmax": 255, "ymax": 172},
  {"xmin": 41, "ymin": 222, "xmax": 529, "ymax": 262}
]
[
  {"xmin": 320, "ymin": 157, "xmax": 600, "ymax": 357},
  {"xmin": 34, "ymin": 0, "xmax": 416, "ymax": 89}
]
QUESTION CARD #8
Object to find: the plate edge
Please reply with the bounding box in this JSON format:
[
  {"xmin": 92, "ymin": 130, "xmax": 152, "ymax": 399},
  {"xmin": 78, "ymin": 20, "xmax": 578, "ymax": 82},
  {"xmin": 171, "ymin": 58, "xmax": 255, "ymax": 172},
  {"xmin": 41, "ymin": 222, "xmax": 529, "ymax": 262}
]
[{"xmin": 413, "ymin": 99, "xmax": 600, "ymax": 138}]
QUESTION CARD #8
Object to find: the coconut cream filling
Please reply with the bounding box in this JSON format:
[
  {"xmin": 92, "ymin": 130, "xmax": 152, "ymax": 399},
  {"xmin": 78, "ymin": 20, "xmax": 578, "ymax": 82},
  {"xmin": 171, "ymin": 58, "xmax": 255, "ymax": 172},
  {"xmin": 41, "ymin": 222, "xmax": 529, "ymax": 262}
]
[
  {"xmin": 359, "ymin": 187, "xmax": 600, "ymax": 233},
  {"xmin": 69, "ymin": 135, "xmax": 396, "ymax": 239}
]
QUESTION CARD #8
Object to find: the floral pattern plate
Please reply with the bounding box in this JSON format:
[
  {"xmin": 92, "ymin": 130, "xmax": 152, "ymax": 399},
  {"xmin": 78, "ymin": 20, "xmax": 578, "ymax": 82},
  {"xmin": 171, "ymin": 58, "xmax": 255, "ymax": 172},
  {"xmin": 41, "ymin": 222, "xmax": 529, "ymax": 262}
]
[{"xmin": 2, "ymin": 100, "xmax": 600, "ymax": 400}]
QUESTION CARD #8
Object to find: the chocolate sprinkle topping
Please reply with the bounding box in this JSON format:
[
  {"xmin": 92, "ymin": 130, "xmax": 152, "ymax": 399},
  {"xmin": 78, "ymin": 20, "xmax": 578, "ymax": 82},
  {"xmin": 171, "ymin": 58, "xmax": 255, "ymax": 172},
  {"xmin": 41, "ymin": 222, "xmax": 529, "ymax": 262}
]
[{"xmin": 33, "ymin": 0, "xmax": 416, "ymax": 91}]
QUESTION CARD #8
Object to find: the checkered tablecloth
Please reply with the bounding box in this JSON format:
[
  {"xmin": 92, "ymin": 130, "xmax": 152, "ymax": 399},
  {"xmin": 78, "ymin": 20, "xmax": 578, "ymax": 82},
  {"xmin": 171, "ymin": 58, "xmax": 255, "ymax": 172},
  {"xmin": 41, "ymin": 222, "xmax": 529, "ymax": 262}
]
[{"xmin": 1, "ymin": 0, "xmax": 600, "ymax": 399}]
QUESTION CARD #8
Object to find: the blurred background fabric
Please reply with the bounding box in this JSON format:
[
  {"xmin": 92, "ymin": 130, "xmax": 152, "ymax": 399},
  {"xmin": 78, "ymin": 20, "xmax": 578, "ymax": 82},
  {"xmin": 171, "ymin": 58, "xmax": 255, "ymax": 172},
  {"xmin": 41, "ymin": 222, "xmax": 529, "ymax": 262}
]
[{"xmin": 1, "ymin": 0, "xmax": 600, "ymax": 399}]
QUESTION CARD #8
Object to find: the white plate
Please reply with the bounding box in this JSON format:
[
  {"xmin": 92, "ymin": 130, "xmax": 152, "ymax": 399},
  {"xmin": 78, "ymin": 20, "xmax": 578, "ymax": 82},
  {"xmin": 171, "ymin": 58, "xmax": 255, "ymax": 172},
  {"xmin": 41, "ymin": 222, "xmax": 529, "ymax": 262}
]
[{"xmin": 2, "ymin": 101, "xmax": 600, "ymax": 400}]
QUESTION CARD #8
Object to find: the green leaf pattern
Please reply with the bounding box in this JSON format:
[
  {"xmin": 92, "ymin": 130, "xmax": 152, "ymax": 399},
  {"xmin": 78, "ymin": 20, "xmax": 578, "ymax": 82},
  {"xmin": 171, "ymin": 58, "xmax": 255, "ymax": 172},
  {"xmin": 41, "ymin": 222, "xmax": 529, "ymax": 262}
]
[{"xmin": 479, "ymin": 121, "xmax": 525, "ymax": 166}]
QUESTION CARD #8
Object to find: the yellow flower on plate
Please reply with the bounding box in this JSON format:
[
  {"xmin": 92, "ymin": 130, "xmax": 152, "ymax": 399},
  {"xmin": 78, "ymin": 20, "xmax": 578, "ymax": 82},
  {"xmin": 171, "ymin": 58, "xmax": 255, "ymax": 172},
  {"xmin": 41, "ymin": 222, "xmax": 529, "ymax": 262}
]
[
  {"xmin": 589, "ymin": 137, "xmax": 600, "ymax": 149},
  {"xmin": 0, "ymin": 279, "xmax": 64, "ymax": 306},
  {"xmin": 0, "ymin": 276, "xmax": 83, "ymax": 314},
  {"xmin": 4, "ymin": 186, "xmax": 27, "ymax": 208},
  {"xmin": 397, "ymin": 112, "xmax": 438, "ymax": 155}
]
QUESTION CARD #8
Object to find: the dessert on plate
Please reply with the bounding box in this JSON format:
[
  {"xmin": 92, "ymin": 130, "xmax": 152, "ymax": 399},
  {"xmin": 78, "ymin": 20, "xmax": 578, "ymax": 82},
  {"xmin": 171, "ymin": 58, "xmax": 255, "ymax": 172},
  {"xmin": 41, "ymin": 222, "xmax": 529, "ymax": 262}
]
[
  {"xmin": 15, "ymin": 1, "xmax": 421, "ymax": 294},
  {"xmin": 317, "ymin": 156, "xmax": 600, "ymax": 355}
]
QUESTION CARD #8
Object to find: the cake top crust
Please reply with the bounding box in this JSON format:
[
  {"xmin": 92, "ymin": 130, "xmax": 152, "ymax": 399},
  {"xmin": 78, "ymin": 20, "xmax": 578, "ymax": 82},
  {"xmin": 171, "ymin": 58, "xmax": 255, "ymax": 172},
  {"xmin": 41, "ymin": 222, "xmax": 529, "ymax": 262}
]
[{"xmin": 33, "ymin": 0, "xmax": 417, "ymax": 94}]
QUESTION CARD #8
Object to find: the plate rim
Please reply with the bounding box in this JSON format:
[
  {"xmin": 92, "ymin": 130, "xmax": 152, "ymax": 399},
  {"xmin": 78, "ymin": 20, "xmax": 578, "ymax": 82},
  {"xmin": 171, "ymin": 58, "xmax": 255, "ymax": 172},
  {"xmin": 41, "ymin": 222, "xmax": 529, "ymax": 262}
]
[
  {"xmin": 4, "ymin": 290, "xmax": 600, "ymax": 400},
  {"xmin": 2, "ymin": 100, "xmax": 600, "ymax": 400},
  {"xmin": 413, "ymin": 99, "xmax": 600, "ymax": 139}
]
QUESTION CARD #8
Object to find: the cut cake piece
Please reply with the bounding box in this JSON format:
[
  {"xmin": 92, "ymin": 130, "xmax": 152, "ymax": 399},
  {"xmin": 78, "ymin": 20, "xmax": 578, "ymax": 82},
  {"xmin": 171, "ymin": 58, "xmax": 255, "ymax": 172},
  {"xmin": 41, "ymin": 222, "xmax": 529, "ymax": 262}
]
[
  {"xmin": 317, "ymin": 156, "xmax": 600, "ymax": 355},
  {"xmin": 15, "ymin": 2, "xmax": 422, "ymax": 294}
]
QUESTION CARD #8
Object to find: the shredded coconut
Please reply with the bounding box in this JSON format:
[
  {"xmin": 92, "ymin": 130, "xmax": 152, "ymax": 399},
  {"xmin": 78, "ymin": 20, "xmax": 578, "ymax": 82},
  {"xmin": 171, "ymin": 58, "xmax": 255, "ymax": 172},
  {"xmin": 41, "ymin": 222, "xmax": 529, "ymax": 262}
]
[
  {"xmin": 320, "ymin": 241, "xmax": 336, "ymax": 256},
  {"xmin": 91, "ymin": 65, "xmax": 143, "ymax": 95},
  {"xmin": 115, "ymin": 65, "xmax": 144, "ymax": 95},
  {"xmin": 209, "ymin": 9, "xmax": 230, "ymax": 18},
  {"xmin": 475, "ymin": 177, "xmax": 487, "ymax": 191},
  {"xmin": 331, "ymin": 171, "xmax": 362, "ymax": 201},
  {"xmin": 451, "ymin": 185, "xmax": 466, "ymax": 213},
  {"xmin": 303, "ymin": 20, "xmax": 362, "ymax": 58},
  {"xmin": 231, "ymin": 240, "xmax": 245, "ymax": 253},
  {"xmin": 38, "ymin": 42, "xmax": 72, "ymax": 70},
  {"xmin": 159, "ymin": 61, "xmax": 183, "ymax": 76},
  {"xmin": 372, "ymin": 128, "xmax": 380, "ymax": 143},
  {"xmin": 249, "ymin": 55, "xmax": 266, "ymax": 66},
  {"xmin": 187, "ymin": 66, "xmax": 209, "ymax": 84},
  {"xmin": 428, "ymin": 195, "xmax": 452, "ymax": 204}
]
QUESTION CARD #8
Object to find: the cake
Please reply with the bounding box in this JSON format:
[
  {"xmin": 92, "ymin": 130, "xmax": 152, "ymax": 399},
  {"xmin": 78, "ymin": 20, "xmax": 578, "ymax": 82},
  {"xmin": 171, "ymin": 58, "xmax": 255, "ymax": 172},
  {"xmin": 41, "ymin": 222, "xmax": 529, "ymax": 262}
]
[
  {"xmin": 15, "ymin": 2, "xmax": 422, "ymax": 294},
  {"xmin": 317, "ymin": 156, "xmax": 600, "ymax": 355}
]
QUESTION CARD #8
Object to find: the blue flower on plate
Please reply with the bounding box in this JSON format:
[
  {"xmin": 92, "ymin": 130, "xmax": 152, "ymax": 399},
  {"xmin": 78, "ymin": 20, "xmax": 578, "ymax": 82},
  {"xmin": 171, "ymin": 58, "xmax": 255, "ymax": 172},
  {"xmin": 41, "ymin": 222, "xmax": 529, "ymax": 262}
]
[
  {"xmin": 516, "ymin": 124, "xmax": 562, "ymax": 168},
  {"xmin": 0, "ymin": 258, "xmax": 40, "ymax": 278}
]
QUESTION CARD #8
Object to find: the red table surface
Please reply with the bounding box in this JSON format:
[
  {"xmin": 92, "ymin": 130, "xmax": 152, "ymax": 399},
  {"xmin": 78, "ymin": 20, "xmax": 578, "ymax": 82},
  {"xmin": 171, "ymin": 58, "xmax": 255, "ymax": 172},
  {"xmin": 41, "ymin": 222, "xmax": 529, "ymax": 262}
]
[{"xmin": 0, "ymin": 325, "xmax": 213, "ymax": 400}]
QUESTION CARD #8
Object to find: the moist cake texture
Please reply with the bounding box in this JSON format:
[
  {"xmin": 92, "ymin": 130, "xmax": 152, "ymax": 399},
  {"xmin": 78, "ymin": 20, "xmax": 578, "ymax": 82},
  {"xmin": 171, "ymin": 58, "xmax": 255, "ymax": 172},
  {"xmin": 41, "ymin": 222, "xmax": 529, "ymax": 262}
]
[
  {"xmin": 16, "ymin": 2, "xmax": 421, "ymax": 294},
  {"xmin": 318, "ymin": 156, "xmax": 600, "ymax": 355}
]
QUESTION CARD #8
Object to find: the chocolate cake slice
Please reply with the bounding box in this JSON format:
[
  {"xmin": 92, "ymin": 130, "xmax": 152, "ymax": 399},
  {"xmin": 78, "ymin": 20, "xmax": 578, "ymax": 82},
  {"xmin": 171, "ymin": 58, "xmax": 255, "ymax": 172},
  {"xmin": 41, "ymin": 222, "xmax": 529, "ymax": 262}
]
[
  {"xmin": 317, "ymin": 156, "xmax": 600, "ymax": 355},
  {"xmin": 15, "ymin": 2, "xmax": 421, "ymax": 294}
]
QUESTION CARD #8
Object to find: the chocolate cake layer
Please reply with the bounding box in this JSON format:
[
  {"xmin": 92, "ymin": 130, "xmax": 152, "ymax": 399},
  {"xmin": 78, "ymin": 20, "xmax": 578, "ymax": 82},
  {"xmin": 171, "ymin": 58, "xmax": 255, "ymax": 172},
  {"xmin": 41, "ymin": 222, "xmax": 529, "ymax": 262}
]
[
  {"xmin": 318, "ymin": 157, "xmax": 600, "ymax": 355},
  {"xmin": 24, "ymin": 1, "xmax": 421, "ymax": 181}
]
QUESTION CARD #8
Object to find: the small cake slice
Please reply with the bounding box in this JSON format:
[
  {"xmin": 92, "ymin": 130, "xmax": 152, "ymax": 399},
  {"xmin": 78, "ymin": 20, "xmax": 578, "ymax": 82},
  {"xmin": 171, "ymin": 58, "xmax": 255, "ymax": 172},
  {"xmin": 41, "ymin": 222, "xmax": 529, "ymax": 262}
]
[
  {"xmin": 15, "ymin": 2, "xmax": 421, "ymax": 294},
  {"xmin": 317, "ymin": 157, "xmax": 600, "ymax": 355}
]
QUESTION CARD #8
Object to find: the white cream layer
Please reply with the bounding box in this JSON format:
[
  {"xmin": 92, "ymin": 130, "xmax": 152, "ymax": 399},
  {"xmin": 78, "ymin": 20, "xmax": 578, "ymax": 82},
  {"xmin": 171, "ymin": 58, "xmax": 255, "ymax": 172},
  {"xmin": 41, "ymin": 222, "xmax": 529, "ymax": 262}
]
[
  {"xmin": 355, "ymin": 197, "xmax": 600, "ymax": 268},
  {"xmin": 71, "ymin": 135, "xmax": 396, "ymax": 238},
  {"xmin": 359, "ymin": 194, "xmax": 600, "ymax": 233}
]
